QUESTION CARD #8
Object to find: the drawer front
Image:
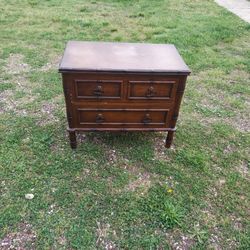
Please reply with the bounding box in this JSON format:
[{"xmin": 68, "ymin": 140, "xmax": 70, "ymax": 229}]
[
  {"xmin": 74, "ymin": 79, "xmax": 122, "ymax": 99},
  {"xmin": 128, "ymin": 79, "xmax": 178, "ymax": 100},
  {"xmin": 75, "ymin": 108, "xmax": 170, "ymax": 127}
]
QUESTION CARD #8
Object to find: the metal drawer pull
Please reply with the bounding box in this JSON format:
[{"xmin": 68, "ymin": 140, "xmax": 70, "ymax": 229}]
[
  {"xmin": 96, "ymin": 113, "xmax": 105, "ymax": 123},
  {"xmin": 142, "ymin": 114, "xmax": 152, "ymax": 124},
  {"xmin": 145, "ymin": 86, "xmax": 156, "ymax": 97},
  {"xmin": 93, "ymin": 85, "xmax": 104, "ymax": 96}
]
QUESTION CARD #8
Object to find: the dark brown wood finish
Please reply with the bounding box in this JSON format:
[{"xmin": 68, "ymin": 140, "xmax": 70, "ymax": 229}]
[
  {"xmin": 76, "ymin": 109, "xmax": 169, "ymax": 127},
  {"xmin": 59, "ymin": 41, "xmax": 190, "ymax": 148},
  {"xmin": 128, "ymin": 79, "xmax": 177, "ymax": 100},
  {"xmin": 75, "ymin": 79, "xmax": 122, "ymax": 99}
]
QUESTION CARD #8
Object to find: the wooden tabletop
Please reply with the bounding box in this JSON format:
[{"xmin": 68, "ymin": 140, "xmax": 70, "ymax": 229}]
[{"xmin": 59, "ymin": 41, "xmax": 191, "ymax": 74}]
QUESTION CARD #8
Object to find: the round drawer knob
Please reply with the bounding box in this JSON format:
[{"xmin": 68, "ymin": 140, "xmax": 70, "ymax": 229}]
[
  {"xmin": 146, "ymin": 86, "xmax": 156, "ymax": 97},
  {"xmin": 142, "ymin": 113, "xmax": 152, "ymax": 124},
  {"xmin": 93, "ymin": 85, "xmax": 104, "ymax": 96},
  {"xmin": 96, "ymin": 113, "xmax": 105, "ymax": 123}
]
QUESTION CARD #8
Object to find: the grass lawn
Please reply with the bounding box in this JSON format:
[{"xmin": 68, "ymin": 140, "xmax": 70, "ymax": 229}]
[{"xmin": 0, "ymin": 0, "xmax": 249, "ymax": 249}]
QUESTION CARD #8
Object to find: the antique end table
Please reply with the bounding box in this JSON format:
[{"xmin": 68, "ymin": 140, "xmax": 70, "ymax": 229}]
[{"xmin": 59, "ymin": 41, "xmax": 190, "ymax": 149}]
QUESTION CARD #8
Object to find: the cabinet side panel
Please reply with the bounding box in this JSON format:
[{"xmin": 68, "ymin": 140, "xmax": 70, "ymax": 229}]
[
  {"xmin": 62, "ymin": 73, "xmax": 75, "ymax": 129},
  {"xmin": 169, "ymin": 75, "xmax": 187, "ymax": 129}
]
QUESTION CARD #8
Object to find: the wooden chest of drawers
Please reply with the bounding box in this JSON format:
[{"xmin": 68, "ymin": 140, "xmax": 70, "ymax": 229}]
[{"xmin": 59, "ymin": 41, "xmax": 190, "ymax": 149}]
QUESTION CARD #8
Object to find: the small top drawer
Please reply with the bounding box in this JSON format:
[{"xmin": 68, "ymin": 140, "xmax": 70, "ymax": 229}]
[
  {"xmin": 74, "ymin": 79, "xmax": 122, "ymax": 99},
  {"xmin": 128, "ymin": 79, "xmax": 178, "ymax": 100}
]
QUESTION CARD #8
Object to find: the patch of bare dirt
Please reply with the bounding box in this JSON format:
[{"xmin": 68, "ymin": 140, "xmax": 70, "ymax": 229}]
[
  {"xmin": 202, "ymin": 207, "xmax": 217, "ymax": 227},
  {"xmin": 3, "ymin": 53, "xmax": 61, "ymax": 74},
  {"xmin": 216, "ymin": 35, "xmax": 250, "ymax": 61},
  {"xmin": 3, "ymin": 54, "xmax": 31, "ymax": 75},
  {"xmin": 111, "ymin": 164, "xmax": 160, "ymax": 195},
  {"xmin": 57, "ymin": 235, "xmax": 67, "ymax": 247},
  {"xmin": 87, "ymin": 133, "xmax": 120, "ymax": 164},
  {"xmin": 201, "ymin": 185, "xmax": 240, "ymax": 250},
  {"xmin": 231, "ymin": 111, "xmax": 250, "ymax": 133},
  {"xmin": 34, "ymin": 95, "xmax": 64, "ymax": 126},
  {"xmin": 197, "ymin": 112, "xmax": 250, "ymax": 133},
  {"xmin": 77, "ymin": 133, "xmax": 86, "ymax": 143},
  {"xmin": 236, "ymin": 161, "xmax": 249, "ymax": 180},
  {"xmin": 166, "ymin": 230, "xmax": 195, "ymax": 250},
  {"xmin": 208, "ymin": 226, "xmax": 238, "ymax": 250},
  {"xmin": 96, "ymin": 222, "xmax": 117, "ymax": 250},
  {"xmin": 217, "ymin": 178, "xmax": 226, "ymax": 188},
  {"xmin": 0, "ymin": 223, "xmax": 36, "ymax": 249},
  {"xmin": 0, "ymin": 89, "xmax": 36, "ymax": 116},
  {"xmin": 0, "ymin": 89, "xmax": 16, "ymax": 114},
  {"xmin": 35, "ymin": 101, "xmax": 60, "ymax": 126},
  {"xmin": 125, "ymin": 172, "xmax": 152, "ymax": 193},
  {"xmin": 208, "ymin": 233, "xmax": 222, "ymax": 250},
  {"xmin": 225, "ymin": 90, "xmax": 250, "ymax": 133},
  {"xmin": 106, "ymin": 149, "xmax": 118, "ymax": 164},
  {"xmin": 153, "ymin": 132, "xmax": 174, "ymax": 161},
  {"xmin": 230, "ymin": 215, "xmax": 243, "ymax": 231},
  {"xmin": 1, "ymin": 53, "xmax": 64, "ymax": 123},
  {"xmin": 123, "ymin": 164, "xmax": 141, "ymax": 175},
  {"xmin": 39, "ymin": 55, "xmax": 61, "ymax": 72},
  {"xmin": 123, "ymin": 169, "xmax": 164, "ymax": 196},
  {"xmin": 0, "ymin": 70, "xmax": 39, "ymax": 116},
  {"xmin": 189, "ymin": 69, "xmax": 250, "ymax": 133},
  {"xmin": 223, "ymin": 144, "xmax": 237, "ymax": 154}
]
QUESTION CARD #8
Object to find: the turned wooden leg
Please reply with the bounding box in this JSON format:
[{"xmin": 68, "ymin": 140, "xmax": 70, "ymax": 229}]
[
  {"xmin": 68, "ymin": 130, "xmax": 77, "ymax": 149},
  {"xmin": 165, "ymin": 130, "xmax": 174, "ymax": 148}
]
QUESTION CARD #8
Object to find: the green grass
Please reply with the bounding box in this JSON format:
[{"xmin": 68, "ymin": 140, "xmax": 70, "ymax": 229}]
[{"xmin": 0, "ymin": 0, "xmax": 250, "ymax": 249}]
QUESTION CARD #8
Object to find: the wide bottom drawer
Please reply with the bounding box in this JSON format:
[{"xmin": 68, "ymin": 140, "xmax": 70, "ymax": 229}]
[{"xmin": 75, "ymin": 108, "xmax": 170, "ymax": 128}]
